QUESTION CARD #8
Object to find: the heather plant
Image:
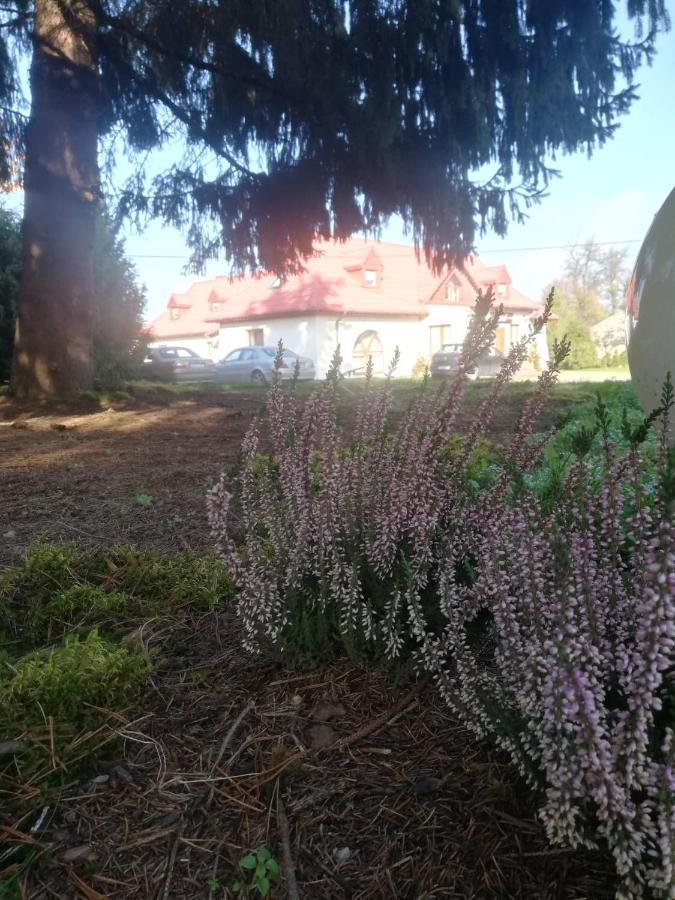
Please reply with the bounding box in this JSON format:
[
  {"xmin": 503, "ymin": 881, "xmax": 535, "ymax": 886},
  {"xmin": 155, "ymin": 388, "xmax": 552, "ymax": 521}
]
[
  {"xmin": 414, "ymin": 377, "xmax": 675, "ymax": 899},
  {"xmin": 208, "ymin": 289, "xmax": 561, "ymax": 665}
]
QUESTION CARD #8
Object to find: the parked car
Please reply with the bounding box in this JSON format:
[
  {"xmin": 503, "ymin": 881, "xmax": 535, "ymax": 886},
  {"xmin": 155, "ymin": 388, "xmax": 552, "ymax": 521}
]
[
  {"xmin": 143, "ymin": 346, "xmax": 217, "ymax": 382},
  {"xmin": 216, "ymin": 346, "xmax": 315, "ymax": 384},
  {"xmin": 430, "ymin": 343, "xmax": 505, "ymax": 379}
]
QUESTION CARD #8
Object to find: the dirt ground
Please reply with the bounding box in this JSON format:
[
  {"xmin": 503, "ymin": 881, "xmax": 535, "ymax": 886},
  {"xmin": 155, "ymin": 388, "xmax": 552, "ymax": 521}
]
[
  {"xmin": 0, "ymin": 389, "xmax": 265, "ymax": 569},
  {"xmin": 0, "ymin": 381, "xmax": 573, "ymax": 569},
  {"xmin": 0, "ymin": 383, "xmax": 617, "ymax": 898}
]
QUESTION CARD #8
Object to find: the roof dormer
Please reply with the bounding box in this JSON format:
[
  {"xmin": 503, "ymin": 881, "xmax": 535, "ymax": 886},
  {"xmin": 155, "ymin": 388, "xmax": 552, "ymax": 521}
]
[
  {"xmin": 345, "ymin": 248, "xmax": 384, "ymax": 288},
  {"xmin": 208, "ymin": 289, "xmax": 223, "ymax": 312},
  {"xmin": 168, "ymin": 292, "xmax": 192, "ymax": 320}
]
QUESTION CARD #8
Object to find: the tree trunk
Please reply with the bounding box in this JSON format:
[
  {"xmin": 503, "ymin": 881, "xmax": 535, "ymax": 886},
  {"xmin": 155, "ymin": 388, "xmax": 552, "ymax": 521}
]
[{"xmin": 11, "ymin": 0, "xmax": 98, "ymax": 399}]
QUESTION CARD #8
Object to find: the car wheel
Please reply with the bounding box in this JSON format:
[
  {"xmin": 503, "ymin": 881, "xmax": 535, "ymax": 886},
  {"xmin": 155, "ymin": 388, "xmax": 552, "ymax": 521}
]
[{"xmin": 251, "ymin": 370, "xmax": 267, "ymax": 386}]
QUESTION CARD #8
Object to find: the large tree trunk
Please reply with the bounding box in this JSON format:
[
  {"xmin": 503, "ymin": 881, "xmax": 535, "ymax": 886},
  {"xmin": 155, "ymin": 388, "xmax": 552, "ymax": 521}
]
[{"xmin": 11, "ymin": 0, "xmax": 98, "ymax": 399}]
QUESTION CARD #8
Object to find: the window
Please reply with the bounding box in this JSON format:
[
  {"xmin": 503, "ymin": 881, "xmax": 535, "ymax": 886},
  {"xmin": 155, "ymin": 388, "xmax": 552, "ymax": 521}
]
[
  {"xmin": 160, "ymin": 347, "xmax": 198, "ymax": 359},
  {"xmin": 429, "ymin": 324, "xmax": 453, "ymax": 353},
  {"xmin": 446, "ymin": 283, "xmax": 459, "ymax": 303},
  {"xmin": 170, "ymin": 308, "xmax": 180, "ymax": 320},
  {"xmin": 364, "ymin": 269, "xmax": 377, "ymax": 287},
  {"xmin": 222, "ymin": 349, "xmax": 242, "ymax": 363},
  {"xmin": 496, "ymin": 283, "xmax": 507, "ymax": 297},
  {"xmin": 241, "ymin": 349, "xmax": 257, "ymax": 361},
  {"xmin": 248, "ymin": 328, "xmax": 264, "ymax": 347},
  {"xmin": 210, "ymin": 301, "xmax": 220, "ymax": 311}
]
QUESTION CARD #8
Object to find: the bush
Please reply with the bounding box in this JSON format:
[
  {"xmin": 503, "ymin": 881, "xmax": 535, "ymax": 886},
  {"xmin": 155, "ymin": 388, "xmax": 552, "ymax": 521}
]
[
  {"xmin": 208, "ymin": 289, "xmax": 561, "ymax": 665},
  {"xmin": 211, "ymin": 291, "xmax": 675, "ymax": 896},
  {"xmin": 423, "ymin": 384, "xmax": 675, "ymax": 898}
]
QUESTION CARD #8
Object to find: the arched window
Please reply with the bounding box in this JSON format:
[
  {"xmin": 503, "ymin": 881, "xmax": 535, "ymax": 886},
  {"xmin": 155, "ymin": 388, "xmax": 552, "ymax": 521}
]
[{"xmin": 352, "ymin": 330, "xmax": 384, "ymax": 374}]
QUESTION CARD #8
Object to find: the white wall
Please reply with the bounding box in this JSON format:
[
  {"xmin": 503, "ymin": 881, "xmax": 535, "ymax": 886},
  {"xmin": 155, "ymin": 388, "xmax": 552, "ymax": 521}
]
[
  {"xmin": 218, "ymin": 315, "xmax": 323, "ymax": 367},
  {"xmin": 199, "ymin": 306, "xmax": 552, "ymax": 380}
]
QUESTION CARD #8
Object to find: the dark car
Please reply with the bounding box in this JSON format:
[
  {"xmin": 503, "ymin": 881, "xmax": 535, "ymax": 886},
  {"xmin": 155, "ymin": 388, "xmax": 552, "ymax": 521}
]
[
  {"xmin": 430, "ymin": 343, "xmax": 504, "ymax": 379},
  {"xmin": 216, "ymin": 346, "xmax": 315, "ymax": 384},
  {"xmin": 143, "ymin": 346, "xmax": 217, "ymax": 382}
]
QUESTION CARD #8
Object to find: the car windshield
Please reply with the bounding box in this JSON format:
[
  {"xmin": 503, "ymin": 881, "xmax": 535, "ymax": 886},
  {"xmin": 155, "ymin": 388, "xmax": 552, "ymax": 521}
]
[
  {"xmin": 262, "ymin": 348, "xmax": 298, "ymax": 358},
  {"xmin": 160, "ymin": 347, "xmax": 198, "ymax": 359}
]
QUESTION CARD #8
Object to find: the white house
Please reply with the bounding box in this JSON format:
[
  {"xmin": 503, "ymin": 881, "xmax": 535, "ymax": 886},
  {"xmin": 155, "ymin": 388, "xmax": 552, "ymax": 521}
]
[
  {"xmin": 591, "ymin": 310, "xmax": 628, "ymax": 360},
  {"xmin": 146, "ymin": 238, "xmax": 550, "ymax": 378}
]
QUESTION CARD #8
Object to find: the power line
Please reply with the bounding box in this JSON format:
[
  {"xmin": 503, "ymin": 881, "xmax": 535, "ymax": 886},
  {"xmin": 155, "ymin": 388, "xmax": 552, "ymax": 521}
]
[{"xmin": 127, "ymin": 237, "xmax": 644, "ymax": 261}]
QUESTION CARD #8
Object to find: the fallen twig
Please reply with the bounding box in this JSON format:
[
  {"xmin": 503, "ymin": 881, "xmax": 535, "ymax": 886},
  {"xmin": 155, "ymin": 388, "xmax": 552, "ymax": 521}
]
[
  {"xmin": 277, "ymin": 794, "xmax": 300, "ymax": 900},
  {"xmin": 332, "ymin": 677, "xmax": 431, "ymax": 750}
]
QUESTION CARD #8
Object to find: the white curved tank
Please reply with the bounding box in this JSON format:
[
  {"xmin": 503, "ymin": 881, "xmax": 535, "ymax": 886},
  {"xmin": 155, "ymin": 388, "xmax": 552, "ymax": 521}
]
[{"xmin": 627, "ymin": 186, "xmax": 675, "ymax": 423}]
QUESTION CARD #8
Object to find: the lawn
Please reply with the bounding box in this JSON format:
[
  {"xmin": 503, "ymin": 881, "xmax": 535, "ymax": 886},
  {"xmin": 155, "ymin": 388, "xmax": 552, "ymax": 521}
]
[{"xmin": 0, "ymin": 376, "xmax": 636, "ymax": 898}]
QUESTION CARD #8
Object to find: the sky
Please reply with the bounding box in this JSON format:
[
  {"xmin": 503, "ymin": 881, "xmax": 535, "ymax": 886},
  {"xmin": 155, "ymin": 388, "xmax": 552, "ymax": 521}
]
[{"xmin": 66, "ymin": 9, "xmax": 675, "ymax": 322}]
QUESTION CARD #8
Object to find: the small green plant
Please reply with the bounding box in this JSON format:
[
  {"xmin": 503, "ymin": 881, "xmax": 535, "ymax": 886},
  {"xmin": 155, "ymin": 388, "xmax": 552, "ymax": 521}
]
[
  {"xmin": 233, "ymin": 847, "xmax": 280, "ymax": 897},
  {"xmin": 134, "ymin": 491, "xmax": 154, "ymax": 507}
]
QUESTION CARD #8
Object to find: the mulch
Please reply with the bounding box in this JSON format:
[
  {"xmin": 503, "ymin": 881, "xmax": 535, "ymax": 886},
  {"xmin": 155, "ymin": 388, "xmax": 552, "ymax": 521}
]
[{"xmin": 9, "ymin": 607, "xmax": 615, "ymax": 900}]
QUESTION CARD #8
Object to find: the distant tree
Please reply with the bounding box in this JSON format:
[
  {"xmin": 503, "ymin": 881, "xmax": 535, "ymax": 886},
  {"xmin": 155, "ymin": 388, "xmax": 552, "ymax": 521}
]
[
  {"xmin": 92, "ymin": 212, "xmax": 147, "ymax": 390},
  {"xmin": 0, "ymin": 207, "xmax": 21, "ymax": 383},
  {"xmin": 548, "ymin": 237, "xmax": 633, "ymax": 367},
  {"xmin": 599, "ymin": 244, "xmax": 631, "ymax": 313},
  {"xmin": 547, "ymin": 313, "xmax": 599, "ymax": 370},
  {"xmin": 0, "ymin": 0, "xmax": 667, "ymax": 397},
  {"xmin": 0, "ymin": 207, "xmax": 145, "ymax": 388},
  {"xmin": 552, "ymin": 238, "xmax": 633, "ymax": 326}
]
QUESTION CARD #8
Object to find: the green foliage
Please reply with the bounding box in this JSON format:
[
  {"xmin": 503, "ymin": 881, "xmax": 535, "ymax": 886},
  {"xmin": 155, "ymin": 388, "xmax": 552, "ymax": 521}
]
[
  {"xmin": 0, "ymin": 207, "xmax": 146, "ymax": 389},
  {"xmin": 0, "ymin": 630, "xmax": 149, "ymax": 734},
  {"xmin": 1, "ymin": 2, "xmax": 665, "ymax": 275},
  {"xmin": 0, "ymin": 206, "xmax": 20, "ymax": 383},
  {"xmin": 0, "ymin": 542, "xmax": 234, "ymax": 652},
  {"xmin": 92, "ymin": 211, "xmax": 147, "ymax": 391},
  {"xmin": 441, "ymin": 435, "xmax": 502, "ymax": 493},
  {"xmin": 547, "ymin": 315, "xmax": 599, "ymax": 369},
  {"xmin": 26, "ymin": 584, "xmax": 130, "ymax": 644},
  {"xmin": 233, "ymin": 847, "xmax": 280, "ymax": 897}
]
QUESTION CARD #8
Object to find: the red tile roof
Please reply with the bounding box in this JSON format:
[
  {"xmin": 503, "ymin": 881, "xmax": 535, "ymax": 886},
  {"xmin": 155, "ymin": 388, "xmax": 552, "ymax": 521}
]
[{"xmin": 146, "ymin": 239, "xmax": 543, "ymax": 339}]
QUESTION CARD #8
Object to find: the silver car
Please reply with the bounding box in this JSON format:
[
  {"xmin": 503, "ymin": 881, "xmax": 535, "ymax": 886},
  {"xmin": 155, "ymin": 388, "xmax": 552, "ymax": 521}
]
[{"xmin": 216, "ymin": 346, "xmax": 315, "ymax": 385}]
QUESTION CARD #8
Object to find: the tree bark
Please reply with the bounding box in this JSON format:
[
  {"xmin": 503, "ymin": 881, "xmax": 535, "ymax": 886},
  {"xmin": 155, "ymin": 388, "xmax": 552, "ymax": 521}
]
[{"xmin": 11, "ymin": 0, "xmax": 98, "ymax": 399}]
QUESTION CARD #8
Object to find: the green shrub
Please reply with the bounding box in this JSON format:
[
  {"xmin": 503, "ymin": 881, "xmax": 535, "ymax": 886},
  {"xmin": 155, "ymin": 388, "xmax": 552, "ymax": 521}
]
[{"xmin": 0, "ymin": 629, "xmax": 149, "ymax": 734}]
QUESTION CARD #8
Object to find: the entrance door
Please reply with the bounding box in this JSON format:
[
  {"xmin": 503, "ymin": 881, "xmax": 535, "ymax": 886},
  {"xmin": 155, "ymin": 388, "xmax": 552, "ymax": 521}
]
[
  {"xmin": 352, "ymin": 330, "xmax": 384, "ymax": 375},
  {"xmin": 495, "ymin": 326, "xmax": 507, "ymax": 354}
]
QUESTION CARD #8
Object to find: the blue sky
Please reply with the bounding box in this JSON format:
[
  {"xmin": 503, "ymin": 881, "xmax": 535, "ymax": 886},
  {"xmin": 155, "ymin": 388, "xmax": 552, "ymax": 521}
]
[{"xmin": 67, "ymin": 10, "xmax": 675, "ymax": 321}]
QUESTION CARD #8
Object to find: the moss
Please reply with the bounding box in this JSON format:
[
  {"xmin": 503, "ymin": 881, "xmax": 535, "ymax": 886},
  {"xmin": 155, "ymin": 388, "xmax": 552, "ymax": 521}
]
[
  {"xmin": 0, "ymin": 542, "xmax": 234, "ymax": 652},
  {"xmin": 0, "ymin": 629, "xmax": 150, "ymax": 734},
  {"xmin": 28, "ymin": 584, "xmax": 130, "ymax": 643}
]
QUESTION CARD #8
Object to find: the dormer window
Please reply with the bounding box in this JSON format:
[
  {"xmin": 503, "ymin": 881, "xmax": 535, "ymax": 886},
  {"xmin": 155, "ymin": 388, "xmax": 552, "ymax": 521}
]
[
  {"xmin": 364, "ymin": 269, "xmax": 377, "ymax": 287},
  {"xmin": 170, "ymin": 308, "xmax": 180, "ymax": 320},
  {"xmin": 210, "ymin": 301, "xmax": 221, "ymax": 311},
  {"xmin": 446, "ymin": 283, "xmax": 459, "ymax": 302},
  {"xmin": 496, "ymin": 283, "xmax": 507, "ymax": 297},
  {"xmin": 271, "ymin": 276, "xmax": 283, "ymax": 289}
]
